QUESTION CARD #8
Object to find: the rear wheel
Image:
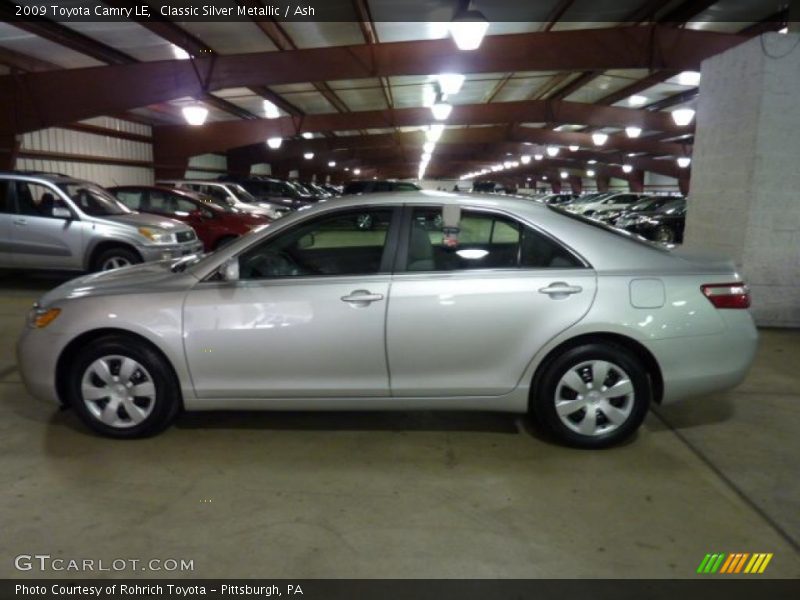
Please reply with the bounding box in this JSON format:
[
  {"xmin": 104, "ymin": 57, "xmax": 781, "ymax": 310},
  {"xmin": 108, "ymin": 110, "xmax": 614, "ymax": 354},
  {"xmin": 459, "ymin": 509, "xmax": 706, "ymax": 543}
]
[
  {"xmin": 67, "ymin": 336, "xmax": 180, "ymax": 438},
  {"xmin": 531, "ymin": 343, "xmax": 651, "ymax": 448},
  {"xmin": 93, "ymin": 246, "xmax": 141, "ymax": 272}
]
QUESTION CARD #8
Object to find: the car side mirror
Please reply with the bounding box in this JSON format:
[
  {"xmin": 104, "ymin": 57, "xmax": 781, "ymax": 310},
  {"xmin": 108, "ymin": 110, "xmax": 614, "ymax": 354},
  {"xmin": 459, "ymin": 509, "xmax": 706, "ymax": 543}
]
[
  {"xmin": 219, "ymin": 257, "xmax": 239, "ymax": 281},
  {"xmin": 52, "ymin": 206, "xmax": 72, "ymax": 220}
]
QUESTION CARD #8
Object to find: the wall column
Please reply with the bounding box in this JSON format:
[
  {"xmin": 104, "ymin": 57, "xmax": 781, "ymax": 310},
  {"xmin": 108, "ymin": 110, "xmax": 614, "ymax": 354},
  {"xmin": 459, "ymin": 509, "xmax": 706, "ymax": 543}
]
[
  {"xmin": 0, "ymin": 134, "xmax": 20, "ymax": 170},
  {"xmin": 683, "ymin": 33, "xmax": 800, "ymax": 326}
]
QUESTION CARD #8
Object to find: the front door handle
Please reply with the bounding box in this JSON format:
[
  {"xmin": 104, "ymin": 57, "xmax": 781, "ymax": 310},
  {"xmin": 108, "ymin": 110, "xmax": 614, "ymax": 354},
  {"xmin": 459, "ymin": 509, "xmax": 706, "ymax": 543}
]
[
  {"xmin": 341, "ymin": 290, "xmax": 385, "ymax": 305},
  {"xmin": 539, "ymin": 282, "xmax": 583, "ymax": 297},
  {"xmin": 13, "ymin": 218, "xmax": 27, "ymax": 226}
]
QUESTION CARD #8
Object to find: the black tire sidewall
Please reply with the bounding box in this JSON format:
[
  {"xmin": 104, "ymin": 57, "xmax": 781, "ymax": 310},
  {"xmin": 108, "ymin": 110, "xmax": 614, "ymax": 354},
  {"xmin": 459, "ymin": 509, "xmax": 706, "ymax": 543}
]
[
  {"xmin": 532, "ymin": 343, "xmax": 651, "ymax": 448},
  {"xmin": 67, "ymin": 337, "xmax": 180, "ymax": 438},
  {"xmin": 93, "ymin": 247, "xmax": 142, "ymax": 272}
]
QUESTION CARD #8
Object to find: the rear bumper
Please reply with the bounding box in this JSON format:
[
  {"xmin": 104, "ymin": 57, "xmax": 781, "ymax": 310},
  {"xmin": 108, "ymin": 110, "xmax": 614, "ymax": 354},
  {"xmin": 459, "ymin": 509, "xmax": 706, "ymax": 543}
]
[{"xmin": 649, "ymin": 311, "xmax": 759, "ymax": 404}]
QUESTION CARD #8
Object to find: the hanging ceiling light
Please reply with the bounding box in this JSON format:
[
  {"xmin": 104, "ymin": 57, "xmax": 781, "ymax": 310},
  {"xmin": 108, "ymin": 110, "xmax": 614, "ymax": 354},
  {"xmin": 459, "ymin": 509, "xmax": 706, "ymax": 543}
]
[
  {"xmin": 560, "ymin": 171, "xmax": 568, "ymax": 179},
  {"xmin": 588, "ymin": 159, "xmax": 597, "ymax": 164},
  {"xmin": 263, "ymin": 100, "xmax": 280, "ymax": 119},
  {"xmin": 302, "ymin": 132, "xmax": 314, "ymax": 139},
  {"xmin": 426, "ymin": 124, "xmax": 445, "ymax": 142},
  {"xmin": 677, "ymin": 71, "xmax": 701, "ymax": 86},
  {"xmin": 520, "ymin": 155, "xmax": 531, "ymax": 164},
  {"xmin": 353, "ymin": 168, "xmax": 361, "ymax": 175},
  {"xmin": 534, "ymin": 153, "xmax": 543, "ymax": 161},
  {"xmin": 568, "ymin": 145, "xmax": 579, "ymax": 152},
  {"xmin": 171, "ymin": 44, "xmax": 190, "ymax": 60},
  {"xmin": 592, "ymin": 132, "xmax": 609, "ymax": 146},
  {"xmin": 625, "ymin": 126, "xmax": 642, "ymax": 138},
  {"xmin": 423, "ymin": 141, "xmax": 436, "ymax": 154},
  {"xmin": 266, "ymin": 137, "xmax": 282, "ymax": 149},
  {"xmin": 328, "ymin": 161, "xmax": 336, "ymax": 167},
  {"xmin": 431, "ymin": 100, "xmax": 453, "ymax": 121},
  {"xmin": 437, "ymin": 73, "xmax": 465, "ymax": 95},
  {"xmin": 677, "ymin": 157, "xmax": 692, "ymax": 168},
  {"xmin": 672, "ymin": 108, "xmax": 696, "ymax": 126},
  {"xmin": 628, "ymin": 94, "xmax": 648, "ymax": 107},
  {"xmin": 181, "ymin": 105, "xmax": 208, "ymax": 126},
  {"xmin": 449, "ymin": 7, "xmax": 490, "ymax": 51},
  {"xmin": 546, "ymin": 146, "xmax": 559, "ymax": 157},
  {"xmin": 511, "ymin": 161, "xmax": 519, "ymax": 167},
  {"xmin": 422, "ymin": 152, "xmax": 433, "ymax": 162},
  {"xmin": 586, "ymin": 169, "xmax": 596, "ymax": 177},
  {"xmin": 542, "ymin": 176, "xmax": 548, "ymax": 180},
  {"xmin": 622, "ymin": 164, "xmax": 633, "ymax": 173},
  {"xmin": 503, "ymin": 161, "xmax": 512, "ymax": 168},
  {"xmin": 303, "ymin": 152, "xmax": 314, "ymax": 160}
]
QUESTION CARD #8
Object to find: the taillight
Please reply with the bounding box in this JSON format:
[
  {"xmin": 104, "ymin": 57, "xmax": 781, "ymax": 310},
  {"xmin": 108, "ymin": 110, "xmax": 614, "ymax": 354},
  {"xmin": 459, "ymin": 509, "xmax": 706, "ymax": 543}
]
[{"xmin": 701, "ymin": 283, "xmax": 751, "ymax": 309}]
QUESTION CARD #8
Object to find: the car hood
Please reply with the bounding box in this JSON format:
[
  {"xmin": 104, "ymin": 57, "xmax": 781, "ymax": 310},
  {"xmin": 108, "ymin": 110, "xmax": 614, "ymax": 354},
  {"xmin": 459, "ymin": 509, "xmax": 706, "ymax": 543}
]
[
  {"xmin": 105, "ymin": 212, "xmax": 192, "ymax": 232},
  {"xmin": 39, "ymin": 260, "xmax": 199, "ymax": 306}
]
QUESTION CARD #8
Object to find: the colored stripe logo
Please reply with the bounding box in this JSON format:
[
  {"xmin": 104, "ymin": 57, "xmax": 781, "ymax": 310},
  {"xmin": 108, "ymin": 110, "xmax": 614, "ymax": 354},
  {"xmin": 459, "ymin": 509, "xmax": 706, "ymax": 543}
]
[{"xmin": 697, "ymin": 553, "xmax": 773, "ymax": 574}]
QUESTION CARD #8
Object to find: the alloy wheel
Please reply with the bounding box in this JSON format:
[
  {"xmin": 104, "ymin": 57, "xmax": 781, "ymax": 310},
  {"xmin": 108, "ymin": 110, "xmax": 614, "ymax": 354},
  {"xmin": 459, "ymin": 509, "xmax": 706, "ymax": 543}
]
[
  {"xmin": 80, "ymin": 355, "xmax": 156, "ymax": 429},
  {"xmin": 554, "ymin": 360, "xmax": 635, "ymax": 437},
  {"xmin": 101, "ymin": 256, "xmax": 132, "ymax": 270}
]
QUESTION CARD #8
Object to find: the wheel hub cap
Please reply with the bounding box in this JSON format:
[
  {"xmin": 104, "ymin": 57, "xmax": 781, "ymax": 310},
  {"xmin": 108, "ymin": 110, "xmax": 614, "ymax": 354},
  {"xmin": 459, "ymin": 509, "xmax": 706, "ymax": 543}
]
[{"xmin": 80, "ymin": 355, "xmax": 156, "ymax": 429}]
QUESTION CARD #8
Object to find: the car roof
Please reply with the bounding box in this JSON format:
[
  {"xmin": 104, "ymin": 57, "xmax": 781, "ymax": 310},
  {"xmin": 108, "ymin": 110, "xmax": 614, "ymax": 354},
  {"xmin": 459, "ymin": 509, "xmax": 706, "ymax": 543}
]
[{"xmin": 0, "ymin": 170, "xmax": 79, "ymax": 184}]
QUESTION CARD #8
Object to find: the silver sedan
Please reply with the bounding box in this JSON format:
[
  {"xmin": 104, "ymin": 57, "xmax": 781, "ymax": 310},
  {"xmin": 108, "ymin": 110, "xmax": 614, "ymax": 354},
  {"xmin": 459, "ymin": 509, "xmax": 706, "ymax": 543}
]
[{"xmin": 17, "ymin": 192, "xmax": 758, "ymax": 447}]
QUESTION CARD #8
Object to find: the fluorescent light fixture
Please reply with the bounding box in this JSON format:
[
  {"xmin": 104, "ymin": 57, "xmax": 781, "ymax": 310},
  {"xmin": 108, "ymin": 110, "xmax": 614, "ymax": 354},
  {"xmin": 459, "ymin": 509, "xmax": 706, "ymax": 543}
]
[
  {"xmin": 628, "ymin": 94, "xmax": 648, "ymax": 106},
  {"xmin": 171, "ymin": 44, "xmax": 190, "ymax": 60},
  {"xmin": 328, "ymin": 161, "xmax": 336, "ymax": 167},
  {"xmin": 779, "ymin": 26, "xmax": 788, "ymax": 34},
  {"xmin": 625, "ymin": 126, "xmax": 642, "ymax": 138},
  {"xmin": 437, "ymin": 73, "xmax": 465, "ymax": 95},
  {"xmin": 181, "ymin": 105, "xmax": 208, "ymax": 126},
  {"xmin": 303, "ymin": 152, "xmax": 314, "ymax": 160},
  {"xmin": 263, "ymin": 100, "xmax": 280, "ymax": 119},
  {"xmin": 569, "ymin": 145, "xmax": 579, "ymax": 152},
  {"xmin": 592, "ymin": 132, "xmax": 609, "ymax": 146},
  {"xmin": 677, "ymin": 157, "xmax": 692, "ymax": 168},
  {"xmin": 353, "ymin": 168, "xmax": 361, "ymax": 175},
  {"xmin": 266, "ymin": 137, "xmax": 282, "ymax": 149},
  {"xmin": 426, "ymin": 124, "xmax": 445, "ymax": 142},
  {"xmin": 449, "ymin": 9, "xmax": 490, "ymax": 51},
  {"xmin": 622, "ymin": 164, "xmax": 633, "ymax": 173},
  {"xmin": 672, "ymin": 108, "xmax": 696, "ymax": 126},
  {"xmin": 423, "ymin": 141, "xmax": 436, "ymax": 153},
  {"xmin": 431, "ymin": 101, "xmax": 453, "ymax": 121},
  {"xmin": 490, "ymin": 165, "xmax": 500, "ymax": 172},
  {"xmin": 344, "ymin": 167, "xmax": 350, "ymax": 171},
  {"xmin": 588, "ymin": 159, "xmax": 597, "ymax": 164},
  {"xmin": 503, "ymin": 161, "xmax": 512, "ymax": 168},
  {"xmin": 511, "ymin": 161, "xmax": 519, "ymax": 167},
  {"xmin": 677, "ymin": 71, "xmax": 701, "ymax": 86},
  {"xmin": 542, "ymin": 176, "xmax": 548, "ymax": 180},
  {"xmin": 534, "ymin": 153, "xmax": 543, "ymax": 161},
  {"xmin": 422, "ymin": 152, "xmax": 433, "ymax": 162},
  {"xmin": 520, "ymin": 155, "xmax": 531, "ymax": 164},
  {"xmin": 546, "ymin": 146, "xmax": 559, "ymax": 157},
  {"xmin": 560, "ymin": 171, "xmax": 568, "ymax": 179},
  {"xmin": 301, "ymin": 132, "xmax": 314, "ymax": 139},
  {"xmin": 586, "ymin": 169, "xmax": 596, "ymax": 177},
  {"xmin": 422, "ymin": 85, "xmax": 437, "ymax": 107}
]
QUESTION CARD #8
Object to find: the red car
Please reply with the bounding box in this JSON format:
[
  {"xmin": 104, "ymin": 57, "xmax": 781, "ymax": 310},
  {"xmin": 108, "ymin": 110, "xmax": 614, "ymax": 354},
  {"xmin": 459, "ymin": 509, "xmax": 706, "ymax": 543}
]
[{"xmin": 109, "ymin": 185, "xmax": 269, "ymax": 252}]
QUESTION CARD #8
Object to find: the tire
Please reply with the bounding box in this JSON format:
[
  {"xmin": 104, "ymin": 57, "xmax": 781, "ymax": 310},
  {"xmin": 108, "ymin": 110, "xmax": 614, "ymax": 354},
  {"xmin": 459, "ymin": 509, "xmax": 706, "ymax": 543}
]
[
  {"xmin": 67, "ymin": 335, "xmax": 181, "ymax": 439},
  {"xmin": 92, "ymin": 246, "xmax": 142, "ymax": 272},
  {"xmin": 654, "ymin": 225, "xmax": 676, "ymax": 244},
  {"xmin": 214, "ymin": 235, "xmax": 238, "ymax": 251},
  {"xmin": 531, "ymin": 343, "xmax": 651, "ymax": 448}
]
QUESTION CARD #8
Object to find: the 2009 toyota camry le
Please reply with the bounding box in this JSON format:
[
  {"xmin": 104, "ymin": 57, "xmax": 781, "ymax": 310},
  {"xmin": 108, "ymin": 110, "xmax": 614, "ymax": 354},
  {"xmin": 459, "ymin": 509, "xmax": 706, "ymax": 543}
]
[{"xmin": 17, "ymin": 191, "xmax": 758, "ymax": 447}]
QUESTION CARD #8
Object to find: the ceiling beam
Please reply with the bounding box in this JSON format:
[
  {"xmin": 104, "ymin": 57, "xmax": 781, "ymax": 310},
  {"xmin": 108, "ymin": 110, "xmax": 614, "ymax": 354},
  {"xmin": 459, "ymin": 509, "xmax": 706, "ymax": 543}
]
[{"xmin": 0, "ymin": 25, "xmax": 751, "ymax": 134}]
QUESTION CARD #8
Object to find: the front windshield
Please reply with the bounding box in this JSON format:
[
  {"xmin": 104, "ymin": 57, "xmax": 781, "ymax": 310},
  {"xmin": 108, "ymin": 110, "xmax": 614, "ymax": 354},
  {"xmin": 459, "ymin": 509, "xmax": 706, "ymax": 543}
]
[
  {"xmin": 229, "ymin": 184, "xmax": 258, "ymax": 204},
  {"xmin": 58, "ymin": 182, "xmax": 131, "ymax": 216},
  {"xmin": 289, "ymin": 181, "xmax": 314, "ymax": 197}
]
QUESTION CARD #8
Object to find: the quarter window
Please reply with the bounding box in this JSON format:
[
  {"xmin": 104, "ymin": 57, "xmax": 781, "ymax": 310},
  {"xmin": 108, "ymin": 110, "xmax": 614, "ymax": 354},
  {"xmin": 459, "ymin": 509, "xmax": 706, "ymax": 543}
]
[
  {"xmin": 238, "ymin": 208, "xmax": 395, "ymax": 279},
  {"xmin": 406, "ymin": 207, "xmax": 582, "ymax": 272}
]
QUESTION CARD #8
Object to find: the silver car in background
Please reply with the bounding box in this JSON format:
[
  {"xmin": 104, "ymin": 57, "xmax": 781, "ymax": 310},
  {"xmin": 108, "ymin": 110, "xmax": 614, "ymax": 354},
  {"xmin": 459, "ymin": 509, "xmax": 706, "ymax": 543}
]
[
  {"xmin": 17, "ymin": 191, "xmax": 758, "ymax": 447},
  {"xmin": 0, "ymin": 172, "xmax": 202, "ymax": 271}
]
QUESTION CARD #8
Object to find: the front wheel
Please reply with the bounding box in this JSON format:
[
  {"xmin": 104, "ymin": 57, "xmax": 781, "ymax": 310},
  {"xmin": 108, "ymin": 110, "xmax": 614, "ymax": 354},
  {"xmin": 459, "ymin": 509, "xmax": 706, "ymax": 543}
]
[
  {"xmin": 67, "ymin": 336, "xmax": 181, "ymax": 438},
  {"xmin": 531, "ymin": 343, "xmax": 651, "ymax": 448},
  {"xmin": 93, "ymin": 246, "xmax": 142, "ymax": 272}
]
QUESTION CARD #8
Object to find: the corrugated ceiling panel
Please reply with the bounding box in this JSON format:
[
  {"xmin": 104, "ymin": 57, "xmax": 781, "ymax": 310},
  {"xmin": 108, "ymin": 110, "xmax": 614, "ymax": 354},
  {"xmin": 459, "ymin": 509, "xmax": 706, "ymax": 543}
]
[
  {"xmin": 174, "ymin": 21, "xmax": 278, "ymax": 53},
  {"xmin": 0, "ymin": 22, "xmax": 102, "ymax": 68},
  {"xmin": 284, "ymin": 91, "xmax": 337, "ymax": 114},
  {"xmin": 61, "ymin": 21, "xmax": 174, "ymax": 62},
  {"xmin": 280, "ymin": 22, "xmax": 364, "ymax": 48},
  {"xmin": 333, "ymin": 88, "xmax": 388, "ymax": 111},
  {"xmin": 15, "ymin": 158, "xmax": 152, "ymax": 187}
]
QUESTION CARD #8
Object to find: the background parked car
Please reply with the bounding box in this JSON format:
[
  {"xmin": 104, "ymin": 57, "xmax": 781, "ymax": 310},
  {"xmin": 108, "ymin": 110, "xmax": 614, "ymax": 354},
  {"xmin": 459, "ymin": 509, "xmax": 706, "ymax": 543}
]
[
  {"xmin": 567, "ymin": 192, "xmax": 647, "ymax": 216},
  {"xmin": 343, "ymin": 180, "xmax": 422, "ymax": 194},
  {"xmin": 0, "ymin": 171, "xmax": 201, "ymax": 271},
  {"xmin": 109, "ymin": 186, "xmax": 269, "ymax": 252},
  {"xmin": 539, "ymin": 193, "xmax": 578, "ymax": 205},
  {"xmin": 617, "ymin": 198, "xmax": 687, "ymax": 244},
  {"xmin": 595, "ymin": 195, "xmax": 683, "ymax": 225},
  {"xmin": 220, "ymin": 175, "xmax": 313, "ymax": 210},
  {"xmin": 158, "ymin": 180, "xmax": 285, "ymax": 220}
]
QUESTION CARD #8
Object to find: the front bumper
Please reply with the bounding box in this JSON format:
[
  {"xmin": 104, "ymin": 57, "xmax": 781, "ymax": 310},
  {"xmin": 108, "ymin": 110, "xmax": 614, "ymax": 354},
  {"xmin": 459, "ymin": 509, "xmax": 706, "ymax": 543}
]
[
  {"xmin": 138, "ymin": 241, "xmax": 203, "ymax": 263},
  {"xmin": 17, "ymin": 326, "xmax": 65, "ymax": 406}
]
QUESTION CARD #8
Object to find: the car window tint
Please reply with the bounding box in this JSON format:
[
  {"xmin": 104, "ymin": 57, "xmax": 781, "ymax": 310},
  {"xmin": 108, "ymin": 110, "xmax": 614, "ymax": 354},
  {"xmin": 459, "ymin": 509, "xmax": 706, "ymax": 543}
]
[
  {"xmin": 407, "ymin": 207, "xmax": 581, "ymax": 272},
  {"xmin": 15, "ymin": 182, "xmax": 67, "ymax": 218},
  {"xmin": 0, "ymin": 181, "xmax": 10, "ymax": 213},
  {"xmin": 114, "ymin": 189, "xmax": 144, "ymax": 210},
  {"xmin": 174, "ymin": 197, "xmax": 198, "ymax": 214},
  {"xmin": 148, "ymin": 189, "xmax": 175, "ymax": 214},
  {"xmin": 238, "ymin": 208, "xmax": 394, "ymax": 279}
]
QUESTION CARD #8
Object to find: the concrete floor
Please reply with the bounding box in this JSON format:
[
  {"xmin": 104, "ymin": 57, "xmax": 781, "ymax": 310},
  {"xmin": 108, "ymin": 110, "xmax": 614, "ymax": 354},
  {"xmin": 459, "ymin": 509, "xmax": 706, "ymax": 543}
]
[{"xmin": 0, "ymin": 271, "xmax": 798, "ymax": 579}]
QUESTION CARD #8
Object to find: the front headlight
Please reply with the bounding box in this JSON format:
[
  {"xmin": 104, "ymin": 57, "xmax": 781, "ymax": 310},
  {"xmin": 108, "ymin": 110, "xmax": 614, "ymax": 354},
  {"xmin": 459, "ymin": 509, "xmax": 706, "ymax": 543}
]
[
  {"xmin": 28, "ymin": 305, "xmax": 61, "ymax": 329},
  {"xmin": 138, "ymin": 227, "xmax": 177, "ymax": 245}
]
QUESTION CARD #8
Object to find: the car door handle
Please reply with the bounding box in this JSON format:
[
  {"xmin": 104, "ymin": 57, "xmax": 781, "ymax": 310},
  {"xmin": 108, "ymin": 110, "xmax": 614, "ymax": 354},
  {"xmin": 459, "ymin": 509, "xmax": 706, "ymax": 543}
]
[
  {"xmin": 13, "ymin": 218, "xmax": 27, "ymax": 226},
  {"xmin": 341, "ymin": 290, "xmax": 385, "ymax": 304},
  {"xmin": 539, "ymin": 282, "xmax": 583, "ymax": 296}
]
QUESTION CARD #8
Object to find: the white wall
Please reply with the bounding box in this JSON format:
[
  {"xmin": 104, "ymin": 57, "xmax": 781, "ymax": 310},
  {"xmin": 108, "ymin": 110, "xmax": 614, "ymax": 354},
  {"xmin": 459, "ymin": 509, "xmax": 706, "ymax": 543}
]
[
  {"xmin": 251, "ymin": 163, "xmax": 272, "ymax": 175},
  {"xmin": 15, "ymin": 117, "xmax": 153, "ymax": 187},
  {"xmin": 185, "ymin": 153, "xmax": 227, "ymax": 179}
]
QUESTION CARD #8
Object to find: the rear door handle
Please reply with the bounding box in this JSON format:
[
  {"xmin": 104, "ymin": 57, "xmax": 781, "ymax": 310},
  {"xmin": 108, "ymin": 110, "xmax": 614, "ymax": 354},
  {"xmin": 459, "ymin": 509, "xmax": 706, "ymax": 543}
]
[
  {"xmin": 539, "ymin": 282, "xmax": 583, "ymax": 297},
  {"xmin": 341, "ymin": 290, "xmax": 385, "ymax": 305},
  {"xmin": 13, "ymin": 218, "xmax": 27, "ymax": 226}
]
